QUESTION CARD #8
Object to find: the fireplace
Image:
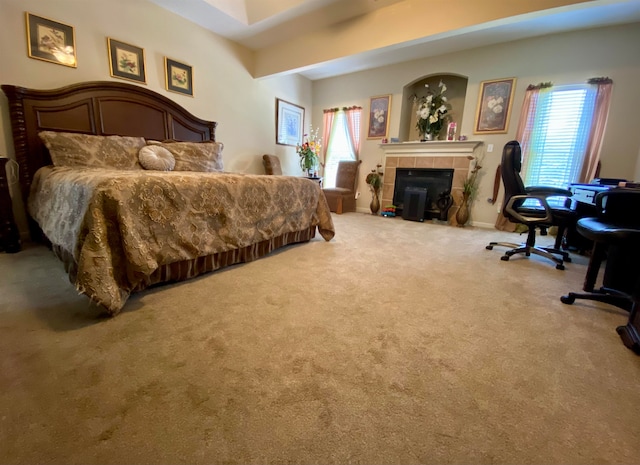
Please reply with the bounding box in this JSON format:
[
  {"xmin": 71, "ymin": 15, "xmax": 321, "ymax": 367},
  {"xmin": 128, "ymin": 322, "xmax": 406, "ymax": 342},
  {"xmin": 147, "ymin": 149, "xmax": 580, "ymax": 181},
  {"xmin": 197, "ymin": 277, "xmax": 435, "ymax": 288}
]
[
  {"xmin": 378, "ymin": 140, "xmax": 483, "ymax": 225},
  {"xmin": 393, "ymin": 168, "xmax": 454, "ymax": 220}
]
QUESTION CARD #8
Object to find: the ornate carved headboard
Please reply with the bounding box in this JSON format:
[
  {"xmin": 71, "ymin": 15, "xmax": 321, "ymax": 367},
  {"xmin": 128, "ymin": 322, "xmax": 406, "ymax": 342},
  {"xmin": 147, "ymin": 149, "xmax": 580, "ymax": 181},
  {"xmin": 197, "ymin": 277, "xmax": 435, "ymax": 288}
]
[{"xmin": 1, "ymin": 81, "xmax": 217, "ymax": 210}]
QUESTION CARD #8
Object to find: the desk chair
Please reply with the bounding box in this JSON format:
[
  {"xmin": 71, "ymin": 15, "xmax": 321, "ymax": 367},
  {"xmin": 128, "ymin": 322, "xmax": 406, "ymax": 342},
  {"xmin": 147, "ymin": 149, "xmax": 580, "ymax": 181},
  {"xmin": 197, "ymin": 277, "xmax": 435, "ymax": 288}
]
[
  {"xmin": 486, "ymin": 141, "xmax": 576, "ymax": 270},
  {"xmin": 560, "ymin": 189, "xmax": 640, "ymax": 354},
  {"xmin": 322, "ymin": 160, "xmax": 361, "ymax": 214}
]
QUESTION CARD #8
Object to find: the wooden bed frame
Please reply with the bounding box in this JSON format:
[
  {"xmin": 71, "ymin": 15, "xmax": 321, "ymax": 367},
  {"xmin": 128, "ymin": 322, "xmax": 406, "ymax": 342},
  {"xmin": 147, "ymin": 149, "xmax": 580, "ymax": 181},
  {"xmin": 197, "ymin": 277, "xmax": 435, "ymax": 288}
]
[
  {"xmin": 1, "ymin": 81, "xmax": 326, "ymax": 313},
  {"xmin": 2, "ymin": 80, "xmax": 217, "ymax": 240}
]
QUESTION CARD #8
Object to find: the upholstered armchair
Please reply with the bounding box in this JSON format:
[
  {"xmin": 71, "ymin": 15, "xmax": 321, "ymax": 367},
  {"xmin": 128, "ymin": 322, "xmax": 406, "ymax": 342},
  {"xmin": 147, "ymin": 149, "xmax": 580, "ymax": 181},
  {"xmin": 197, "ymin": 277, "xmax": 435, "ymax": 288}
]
[
  {"xmin": 262, "ymin": 154, "xmax": 282, "ymax": 175},
  {"xmin": 322, "ymin": 160, "xmax": 362, "ymax": 214}
]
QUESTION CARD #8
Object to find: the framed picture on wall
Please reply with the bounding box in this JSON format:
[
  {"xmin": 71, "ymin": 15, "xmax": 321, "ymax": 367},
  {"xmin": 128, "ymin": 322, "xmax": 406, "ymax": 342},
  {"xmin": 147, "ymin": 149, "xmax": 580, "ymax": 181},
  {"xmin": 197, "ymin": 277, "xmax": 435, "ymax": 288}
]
[
  {"xmin": 25, "ymin": 12, "xmax": 77, "ymax": 67},
  {"xmin": 165, "ymin": 57, "xmax": 193, "ymax": 96},
  {"xmin": 367, "ymin": 94, "xmax": 391, "ymax": 139},
  {"xmin": 474, "ymin": 78, "xmax": 516, "ymax": 134},
  {"xmin": 107, "ymin": 38, "xmax": 146, "ymax": 84},
  {"xmin": 276, "ymin": 98, "xmax": 304, "ymax": 146}
]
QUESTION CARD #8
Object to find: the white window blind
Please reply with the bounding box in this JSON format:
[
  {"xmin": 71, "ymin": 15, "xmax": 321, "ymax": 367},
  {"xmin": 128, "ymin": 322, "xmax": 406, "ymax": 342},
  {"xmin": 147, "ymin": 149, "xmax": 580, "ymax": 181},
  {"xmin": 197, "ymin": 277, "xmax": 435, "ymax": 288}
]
[
  {"xmin": 523, "ymin": 84, "xmax": 597, "ymax": 190},
  {"xmin": 324, "ymin": 111, "xmax": 360, "ymax": 188}
]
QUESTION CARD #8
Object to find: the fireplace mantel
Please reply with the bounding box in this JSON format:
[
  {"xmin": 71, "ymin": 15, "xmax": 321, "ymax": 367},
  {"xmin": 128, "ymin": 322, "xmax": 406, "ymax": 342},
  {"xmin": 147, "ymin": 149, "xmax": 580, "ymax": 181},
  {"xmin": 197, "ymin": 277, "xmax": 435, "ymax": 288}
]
[{"xmin": 379, "ymin": 140, "xmax": 483, "ymax": 157}]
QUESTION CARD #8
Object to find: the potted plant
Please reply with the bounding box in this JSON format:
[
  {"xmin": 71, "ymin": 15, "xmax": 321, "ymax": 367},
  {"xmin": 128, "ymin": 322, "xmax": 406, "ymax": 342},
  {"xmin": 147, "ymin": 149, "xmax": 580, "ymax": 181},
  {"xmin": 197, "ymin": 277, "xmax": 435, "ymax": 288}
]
[
  {"xmin": 365, "ymin": 164, "xmax": 384, "ymax": 215},
  {"xmin": 296, "ymin": 128, "xmax": 321, "ymax": 176},
  {"xmin": 413, "ymin": 81, "xmax": 452, "ymax": 141},
  {"xmin": 456, "ymin": 154, "xmax": 484, "ymax": 226}
]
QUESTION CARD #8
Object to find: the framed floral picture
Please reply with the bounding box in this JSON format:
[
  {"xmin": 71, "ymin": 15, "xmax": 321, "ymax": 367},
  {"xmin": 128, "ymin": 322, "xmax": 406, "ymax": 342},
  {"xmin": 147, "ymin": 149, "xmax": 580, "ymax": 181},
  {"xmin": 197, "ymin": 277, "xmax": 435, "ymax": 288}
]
[
  {"xmin": 25, "ymin": 12, "xmax": 77, "ymax": 67},
  {"xmin": 474, "ymin": 78, "xmax": 516, "ymax": 134},
  {"xmin": 276, "ymin": 98, "xmax": 304, "ymax": 146},
  {"xmin": 165, "ymin": 57, "xmax": 193, "ymax": 96},
  {"xmin": 367, "ymin": 95, "xmax": 391, "ymax": 139},
  {"xmin": 107, "ymin": 38, "xmax": 146, "ymax": 84}
]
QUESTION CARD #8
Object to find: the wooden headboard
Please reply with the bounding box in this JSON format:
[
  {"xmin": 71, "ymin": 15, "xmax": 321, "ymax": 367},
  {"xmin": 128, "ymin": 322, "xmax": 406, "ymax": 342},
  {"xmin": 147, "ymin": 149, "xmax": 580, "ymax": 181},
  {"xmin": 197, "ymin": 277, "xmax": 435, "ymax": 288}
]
[{"xmin": 1, "ymin": 80, "xmax": 217, "ymax": 210}]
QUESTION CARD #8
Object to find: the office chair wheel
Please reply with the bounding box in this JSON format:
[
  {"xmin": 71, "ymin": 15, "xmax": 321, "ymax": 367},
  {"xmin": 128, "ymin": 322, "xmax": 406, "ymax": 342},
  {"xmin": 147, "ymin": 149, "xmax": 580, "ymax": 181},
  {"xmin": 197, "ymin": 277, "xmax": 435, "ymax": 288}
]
[
  {"xmin": 560, "ymin": 293, "xmax": 576, "ymax": 304},
  {"xmin": 500, "ymin": 255, "xmax": 510, "ymax": 261},
  {"xmin": 556, "ymin": 263, "xmax": 565, "ymax": 270},
  {"xmin": 486, "ymin": 245, "xmax": 493, "ymax": 250}
]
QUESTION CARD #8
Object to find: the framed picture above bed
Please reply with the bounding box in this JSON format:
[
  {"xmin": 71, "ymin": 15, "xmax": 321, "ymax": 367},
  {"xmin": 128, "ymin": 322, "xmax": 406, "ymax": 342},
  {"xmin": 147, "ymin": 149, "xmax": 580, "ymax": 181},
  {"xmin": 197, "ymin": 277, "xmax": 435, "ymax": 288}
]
[
  {"xmin": 164, "ymin": 57, "xmax": 193, "ymax": 96},
  {"xmin": 276, "ymin": 98, "xmax": 304, "ymax": 146},
  {"xmin": 25, "ymin": 12, "xmax": 77, "ymax": 67},
  {"xmin": 107, "ymin": 38, "xmax": 146, "ymax": 84}
]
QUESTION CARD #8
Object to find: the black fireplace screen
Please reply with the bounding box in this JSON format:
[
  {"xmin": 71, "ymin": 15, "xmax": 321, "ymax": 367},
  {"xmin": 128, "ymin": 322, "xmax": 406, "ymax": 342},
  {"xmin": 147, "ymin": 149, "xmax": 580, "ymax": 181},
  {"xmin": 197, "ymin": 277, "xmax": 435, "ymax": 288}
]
[{"xmin": 393, "ymin": 168, "xmax": 454, "ymax": 219}]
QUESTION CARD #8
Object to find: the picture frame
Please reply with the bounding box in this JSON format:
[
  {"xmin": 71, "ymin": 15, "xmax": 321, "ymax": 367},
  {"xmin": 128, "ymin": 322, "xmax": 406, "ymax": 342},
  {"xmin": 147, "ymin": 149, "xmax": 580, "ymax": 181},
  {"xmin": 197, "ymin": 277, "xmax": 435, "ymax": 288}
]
[
  {"xmin": 107, "ymin": 38, "xmax": 146, "ymax": 84},
  {"xmin": 276, "ymin": 98, "xmax": 304, "ymax": 146},
  {"xmin": 367, "ymin": 95, "xmax": 391, "ymax": 139},
  {"xmin": 25, "ymin": 12, "xmax": 77, "ymax": 68},
  {"xmin": 165, "ymin": 57, "xmax": 193, "ymax": 96},
  {"xmin": 474, "ymin": 78, "xmax": 516, "ymax": 134}
]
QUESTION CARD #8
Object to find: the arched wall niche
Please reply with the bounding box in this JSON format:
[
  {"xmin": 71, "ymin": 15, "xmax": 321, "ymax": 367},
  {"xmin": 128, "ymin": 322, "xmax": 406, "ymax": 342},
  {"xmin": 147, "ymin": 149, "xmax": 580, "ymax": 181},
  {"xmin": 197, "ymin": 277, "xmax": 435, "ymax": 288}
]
[{"xmin": 399, "ymin": 73, "xmax": 469, "ymax": 142}]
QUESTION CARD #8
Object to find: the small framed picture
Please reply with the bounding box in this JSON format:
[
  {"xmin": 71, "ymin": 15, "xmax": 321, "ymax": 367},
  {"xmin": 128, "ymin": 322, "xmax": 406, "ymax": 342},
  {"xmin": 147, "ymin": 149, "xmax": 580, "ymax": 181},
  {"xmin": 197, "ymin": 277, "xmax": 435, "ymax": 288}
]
[
  {"xmin": 165, "ymin": 57, "xmax": 193, "ymax": 96},
  {"xmin": 107, "ymin": 38, "xmax": 146, "ymax": 84},
  {"xmin": 474, "ymin": 78, "xmax": 516, "ymax": 134},
  {"xmin": 276, "ymin": 98, "xmax": 304, "ymax": 146},
  {"xmin": 25, "ymin": 12, "xmax": 77, "ymax": 67},
  {"xmin": 367, "ymin": 94, "xmax": 391, "ymax": 139}
]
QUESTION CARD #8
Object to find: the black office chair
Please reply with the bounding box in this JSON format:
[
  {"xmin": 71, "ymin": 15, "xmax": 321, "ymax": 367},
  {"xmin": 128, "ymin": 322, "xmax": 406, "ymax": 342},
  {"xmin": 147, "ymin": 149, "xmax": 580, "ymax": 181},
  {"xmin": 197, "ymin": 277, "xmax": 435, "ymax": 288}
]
[
  {"xmin": 560, "ymin": 189, "xmax": 640, "ymax": 354},
  {"xmin": 486, "ymin": 140, "xmax": 576, "ymax": 270}
]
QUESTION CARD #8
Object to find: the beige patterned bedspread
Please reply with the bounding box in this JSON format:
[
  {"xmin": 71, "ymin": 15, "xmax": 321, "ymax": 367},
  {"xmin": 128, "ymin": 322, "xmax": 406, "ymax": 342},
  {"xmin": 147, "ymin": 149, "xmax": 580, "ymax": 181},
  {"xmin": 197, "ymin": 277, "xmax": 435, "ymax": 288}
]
[{"xmin": 29, "ymin": 167, "xmax": 335, "ymax": 313}]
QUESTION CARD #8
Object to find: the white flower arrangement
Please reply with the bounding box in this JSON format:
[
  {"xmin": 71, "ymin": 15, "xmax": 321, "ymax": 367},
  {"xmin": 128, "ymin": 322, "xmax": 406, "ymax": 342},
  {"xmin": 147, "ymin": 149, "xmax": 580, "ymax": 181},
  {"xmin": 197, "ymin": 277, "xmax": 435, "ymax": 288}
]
[{"xmin": 413, "ymin": 81, "xmax": 452, "ymax": 139}]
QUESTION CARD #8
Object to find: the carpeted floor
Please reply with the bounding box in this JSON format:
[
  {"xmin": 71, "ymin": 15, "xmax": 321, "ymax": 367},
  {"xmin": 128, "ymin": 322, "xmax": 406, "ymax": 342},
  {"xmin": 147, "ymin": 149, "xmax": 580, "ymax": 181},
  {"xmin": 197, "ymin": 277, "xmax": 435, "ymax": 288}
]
[{"xmin": 1, "ymin": 213, "xmax": 639, "ymax": 464}]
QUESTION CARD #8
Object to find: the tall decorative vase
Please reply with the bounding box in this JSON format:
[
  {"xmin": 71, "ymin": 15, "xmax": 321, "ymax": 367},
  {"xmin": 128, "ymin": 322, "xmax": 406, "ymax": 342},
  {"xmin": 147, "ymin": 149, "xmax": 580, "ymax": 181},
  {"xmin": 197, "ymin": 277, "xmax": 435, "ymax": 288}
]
[
  {"xmin": 456, "ymin": 192, "xmax": 471, "ymax": 226},
  {"xmin": 370, "ymin": 191, "xmax": 380, "ymax": 215}
]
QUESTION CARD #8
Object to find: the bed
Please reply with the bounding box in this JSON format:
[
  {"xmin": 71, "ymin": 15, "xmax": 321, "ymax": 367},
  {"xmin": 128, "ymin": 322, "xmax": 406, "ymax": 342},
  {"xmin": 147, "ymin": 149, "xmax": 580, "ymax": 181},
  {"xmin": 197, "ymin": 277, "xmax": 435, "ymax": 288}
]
[{"xmin": 2, "ymin": 81, "xmax": 334, "ymax": 315}]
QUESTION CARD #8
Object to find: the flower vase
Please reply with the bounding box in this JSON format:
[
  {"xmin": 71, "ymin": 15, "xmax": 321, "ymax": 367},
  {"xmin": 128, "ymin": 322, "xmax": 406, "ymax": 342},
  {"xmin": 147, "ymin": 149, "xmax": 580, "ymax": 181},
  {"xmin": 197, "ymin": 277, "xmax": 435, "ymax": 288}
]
[
  {"xmin": 421, "ymin": 132, "xmax": 432, "ymax": 142},
  {"xmin": 456, "ymin": 192, "xmax": 471, "ymax": 226},
  {"xmin": 370, "ymin": 191, "xmax": 380, "ymax": 215}
]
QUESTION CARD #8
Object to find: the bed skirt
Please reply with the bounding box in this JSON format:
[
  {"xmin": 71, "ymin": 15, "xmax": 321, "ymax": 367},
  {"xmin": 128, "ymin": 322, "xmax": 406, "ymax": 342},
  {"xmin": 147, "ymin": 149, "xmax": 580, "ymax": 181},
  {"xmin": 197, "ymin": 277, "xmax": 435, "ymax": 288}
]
[{"xmin": 52, "ymin": 226, "xmax": 316, "ymax": 313}]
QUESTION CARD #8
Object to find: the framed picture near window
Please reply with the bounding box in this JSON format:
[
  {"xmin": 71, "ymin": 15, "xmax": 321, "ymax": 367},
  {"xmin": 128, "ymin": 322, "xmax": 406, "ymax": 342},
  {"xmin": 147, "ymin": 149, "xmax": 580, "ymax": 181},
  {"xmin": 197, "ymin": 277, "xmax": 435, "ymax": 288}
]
[
  {"xmin": 474, "ymin": 78, "xmax": 516, "ymax": 134},
  {"xmin": 276, "ymin": 98, "xmax": 304, "ymax": 146},
  {"xmin": 25, "ymin": 12, "xmax": 77, "ymax": 67},
  {"xmin": 107, "ymin": 38, "xmax": 146, "ymax": 84},
  {"xmin": 367, "ymin": 94, "xmax": 391, "ymax": 139},
  {"xmin": 165, "ymin": 57, "xmax": 193, "ymax": 96}
]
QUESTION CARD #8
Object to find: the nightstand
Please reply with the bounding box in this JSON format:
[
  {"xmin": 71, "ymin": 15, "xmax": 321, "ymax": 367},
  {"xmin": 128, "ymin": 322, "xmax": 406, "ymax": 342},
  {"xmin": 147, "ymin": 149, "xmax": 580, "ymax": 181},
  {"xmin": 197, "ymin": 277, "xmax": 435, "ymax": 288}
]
[{"xmin": 0, "ymin": 158, "xmax": 20, "ymax": 253}]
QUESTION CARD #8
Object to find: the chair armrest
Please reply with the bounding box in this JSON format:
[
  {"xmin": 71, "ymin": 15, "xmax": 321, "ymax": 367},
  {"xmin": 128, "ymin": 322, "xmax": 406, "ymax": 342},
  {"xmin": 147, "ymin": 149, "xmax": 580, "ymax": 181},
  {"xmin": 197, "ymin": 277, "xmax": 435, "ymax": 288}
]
[
  {"xmin": 525, "ymin": 186, "xmax": 572, "ymax": 197},
  {"xmin": 505, "ymin": 194, "xmax": 553, "ymax": 224}
]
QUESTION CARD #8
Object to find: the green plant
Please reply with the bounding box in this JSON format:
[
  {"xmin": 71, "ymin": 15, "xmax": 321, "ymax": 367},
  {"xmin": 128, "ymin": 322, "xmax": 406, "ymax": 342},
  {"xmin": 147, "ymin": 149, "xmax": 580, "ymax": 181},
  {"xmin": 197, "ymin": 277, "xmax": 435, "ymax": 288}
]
[
  {"xmin": 366, "ymin": 164, "xmax": 383, "ymax": 193},
  {"xmin": 462, "ymin": 153, "xmax": 485, "ymax": 200},
  {"xmin": 296, "ymin": 127, "xmax": 321, "ymax": 172}
]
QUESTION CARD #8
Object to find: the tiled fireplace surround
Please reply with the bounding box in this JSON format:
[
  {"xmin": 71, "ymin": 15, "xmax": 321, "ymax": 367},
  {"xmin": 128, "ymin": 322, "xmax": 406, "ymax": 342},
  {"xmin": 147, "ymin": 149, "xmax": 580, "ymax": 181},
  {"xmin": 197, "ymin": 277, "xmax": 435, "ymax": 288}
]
[{"xmin": 379, "ymin": 140, "xmax": 484, "ymax": 224}]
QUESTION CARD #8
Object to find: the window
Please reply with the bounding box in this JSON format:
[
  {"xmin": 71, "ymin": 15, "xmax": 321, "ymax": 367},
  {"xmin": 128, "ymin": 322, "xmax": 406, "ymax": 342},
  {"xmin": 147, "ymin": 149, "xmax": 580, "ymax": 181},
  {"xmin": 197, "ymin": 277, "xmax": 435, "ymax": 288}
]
[
  {"xmin": 324, "ymin": 110, "xmax": 361, "ymax": 188},
  {"xmin": 522, "ymin": 84, "xmax": 597, "ymax": 190}
]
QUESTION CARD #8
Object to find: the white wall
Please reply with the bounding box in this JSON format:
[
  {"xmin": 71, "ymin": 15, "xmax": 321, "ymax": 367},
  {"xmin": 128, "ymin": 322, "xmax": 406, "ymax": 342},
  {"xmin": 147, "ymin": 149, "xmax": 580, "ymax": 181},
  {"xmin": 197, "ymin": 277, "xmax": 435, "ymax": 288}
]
[
  {"xmin": 0, "ymin": 0, "xmax": 313, "ymax": 236},
  {"xmin": 312, "ymin": 23, "xmax": 640, "ymax": 226}
]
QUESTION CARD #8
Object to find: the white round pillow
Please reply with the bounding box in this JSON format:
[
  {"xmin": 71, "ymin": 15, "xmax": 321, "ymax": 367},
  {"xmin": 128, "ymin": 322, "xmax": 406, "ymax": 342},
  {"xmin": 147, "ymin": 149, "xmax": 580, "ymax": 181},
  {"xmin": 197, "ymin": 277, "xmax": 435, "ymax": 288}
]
[{"xmin": 138, "ymin": 145, "xmax": 176, "ymax": 171}]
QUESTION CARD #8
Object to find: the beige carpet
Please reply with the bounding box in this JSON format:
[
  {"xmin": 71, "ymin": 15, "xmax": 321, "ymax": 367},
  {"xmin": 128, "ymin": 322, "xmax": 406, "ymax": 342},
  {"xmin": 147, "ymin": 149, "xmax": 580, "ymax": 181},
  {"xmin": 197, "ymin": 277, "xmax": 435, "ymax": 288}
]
[{"xmin": 1, "ymin": 213, "xmax": 639, "ymax": 465}]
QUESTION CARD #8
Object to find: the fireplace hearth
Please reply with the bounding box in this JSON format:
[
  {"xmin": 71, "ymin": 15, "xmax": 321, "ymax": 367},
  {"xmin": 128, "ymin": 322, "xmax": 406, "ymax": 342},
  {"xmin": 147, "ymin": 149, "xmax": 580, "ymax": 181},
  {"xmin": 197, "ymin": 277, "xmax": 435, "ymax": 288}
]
[{"xmin": 393, "ymin": 168, "xmax": 454, "ymax": 220}]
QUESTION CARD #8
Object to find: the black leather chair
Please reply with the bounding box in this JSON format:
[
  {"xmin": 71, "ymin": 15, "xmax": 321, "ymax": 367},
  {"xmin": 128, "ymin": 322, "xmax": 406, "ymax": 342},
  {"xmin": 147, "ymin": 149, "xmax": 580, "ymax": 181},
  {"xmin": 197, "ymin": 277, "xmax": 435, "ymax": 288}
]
[
  {"xmin": 486, "ymin": 140, "xmax": 576, "ymax": 270},
  {"xmin": 561, "ymin": 189, "xmax": 640, "ymax": 354}
]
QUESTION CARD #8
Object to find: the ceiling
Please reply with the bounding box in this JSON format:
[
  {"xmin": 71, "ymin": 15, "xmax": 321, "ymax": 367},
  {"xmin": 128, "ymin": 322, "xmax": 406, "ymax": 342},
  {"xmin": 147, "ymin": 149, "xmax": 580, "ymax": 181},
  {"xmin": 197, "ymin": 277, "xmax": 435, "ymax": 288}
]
[{"xmin": 149, "ymin": 0, "xmax": 640, "ymax": 80}]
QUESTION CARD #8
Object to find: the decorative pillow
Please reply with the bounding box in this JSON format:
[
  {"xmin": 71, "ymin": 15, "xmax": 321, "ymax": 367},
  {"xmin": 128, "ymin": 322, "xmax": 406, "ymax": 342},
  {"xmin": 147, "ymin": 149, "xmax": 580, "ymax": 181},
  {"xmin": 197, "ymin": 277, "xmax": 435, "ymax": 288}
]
[
  {"xmin": 39, "ymin": 131, "xmax": 145, "ymax": 169},
  {"xmin": 150, "ymin": 141, "xmax": 224, "ymax": 172},
  {"xmin": 138, "ymin": 145, "xmax": 175, "ymax": 171}
]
